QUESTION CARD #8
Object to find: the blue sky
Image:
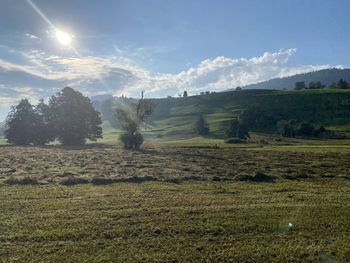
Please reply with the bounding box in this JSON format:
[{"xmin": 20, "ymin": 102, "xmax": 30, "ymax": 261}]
[{"xmin": 0, "ymin": 0, "xmax": 349, "ymax": 120}]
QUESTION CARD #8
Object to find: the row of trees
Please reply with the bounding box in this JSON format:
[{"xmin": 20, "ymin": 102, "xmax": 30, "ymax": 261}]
[
  {"xmin": 5, "ymin": 87, "xmax": 102, "ymax": 146},
  {"xmin": 5, "ymin": 87, "xmax": 154, "ymax": 149},
  {"xmin": 192, "ymin": 105, "xmax": 337, "ymax": 142},
  {"xmin": 276, "ymin": 120, "xmax": 326, "ymax": 138},
  {"xmin": 295, "ymin": 79, "xmax": 350, "ymax": 90},
  {"xmin": 193, "ymin": 114, "xmax": 250, "ymax": 140}
]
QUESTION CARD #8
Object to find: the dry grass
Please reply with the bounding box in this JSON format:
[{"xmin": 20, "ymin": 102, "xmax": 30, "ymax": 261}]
[
  {"xmin": 0, "ymin": 143, "xmax": 349, "ymax": 262},
  {"xmin": 0, "ymin": 144, "xmax": 349, "ymax": 185}
]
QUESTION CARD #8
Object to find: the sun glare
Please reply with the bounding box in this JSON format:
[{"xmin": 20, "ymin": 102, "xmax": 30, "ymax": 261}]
[{"xmin": 55, "ymin": 30, "xmax": 71, "ymax": 46}]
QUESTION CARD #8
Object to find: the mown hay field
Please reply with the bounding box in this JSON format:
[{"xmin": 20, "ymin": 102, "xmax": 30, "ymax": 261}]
[{"xmin": 0, "ymin": 143, "xmax": 350, "ymax": 262}]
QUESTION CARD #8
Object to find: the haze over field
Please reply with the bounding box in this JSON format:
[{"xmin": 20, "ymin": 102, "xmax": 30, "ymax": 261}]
[{"xmin": 1, "ymin": 0, "xmax": 350, "ymax": 120}]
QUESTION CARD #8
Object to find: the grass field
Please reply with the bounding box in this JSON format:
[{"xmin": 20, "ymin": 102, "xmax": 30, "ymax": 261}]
[
  {"xmin": 1, "ymin": 181, "xmax": 349, "ymax": 262},
  {"xmin": 0, "ymin": 140, "xmax": 350, "ymax": 262}
]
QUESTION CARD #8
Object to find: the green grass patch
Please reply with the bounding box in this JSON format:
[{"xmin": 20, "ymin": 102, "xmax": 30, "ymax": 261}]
[{"xmin": 0, "ymin": 181, "xmax": 349, "ymax": 262}]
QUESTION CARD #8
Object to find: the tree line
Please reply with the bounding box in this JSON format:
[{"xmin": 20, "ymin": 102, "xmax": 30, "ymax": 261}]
[
  {"xmin": 193, "ymin": 104, "xmax": 342, "ymax": 143},
  {"xmin": 295, "ymin": 78, "xmax": 350, "ymax": 90},
  {"xmin": 5, "ymin": 87, "xmax": 102, "ymax": 146},
  {"xmin": 4, "ymin": 87, "xmax": 153, "ymax": 149}
]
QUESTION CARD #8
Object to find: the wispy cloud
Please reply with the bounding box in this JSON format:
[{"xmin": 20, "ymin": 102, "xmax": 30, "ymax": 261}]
[{"xmin": 25, "ymin": 33, "xmax": 41, "ymax": 40}]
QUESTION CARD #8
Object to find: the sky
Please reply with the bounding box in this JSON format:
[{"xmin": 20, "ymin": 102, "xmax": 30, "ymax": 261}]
[{"xmin": 0, "ymin": 0, "xmax": 350, "ymax": 120}]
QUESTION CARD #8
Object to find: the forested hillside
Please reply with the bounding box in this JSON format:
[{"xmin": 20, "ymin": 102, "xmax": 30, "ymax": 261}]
[
  {"xmin": 96, "ymin": 89, "xmax": 350, "ymax": 137},
  {"xmin": 242, "ymin": 68, "xmax": 350, "ymax": 90}
]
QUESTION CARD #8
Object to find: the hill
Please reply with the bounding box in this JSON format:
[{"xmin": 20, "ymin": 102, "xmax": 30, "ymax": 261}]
[
  {"xmin": 241, "ymin": 68, "xmax": 350, "ymax": 90},
  {"xmin": 98, "ymin": 89, "xmax": 350, "ymax": 138}
]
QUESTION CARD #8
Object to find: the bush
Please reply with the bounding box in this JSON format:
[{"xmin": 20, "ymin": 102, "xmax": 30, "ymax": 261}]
[
  {"xmin": 277, "ymin": 120, "xmax": 297, "ymax": 138},
  {"xmin": 297, "ymin": 121, "xmax": 315, "ymax": 136},
  {"xmin": 225, "ymin": 119, "xmax": 250, "ymax": 139},
  {"xmin": 116, "ymin": 96, "xmax": 154, "ymax": 150},
  {"xmin": 120, "ymin": 132, "xmax": 144, "ymax": 150}
]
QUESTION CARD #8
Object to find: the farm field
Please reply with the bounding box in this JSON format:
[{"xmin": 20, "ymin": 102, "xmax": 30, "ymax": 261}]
[{"xmin": 0, "ymin": 141, "xmax": 350, "ymax": 262}]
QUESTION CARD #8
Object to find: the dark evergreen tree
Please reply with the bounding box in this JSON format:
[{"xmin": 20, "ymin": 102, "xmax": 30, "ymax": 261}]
[
  {"xmin": 225, "ymin": 119, "xmax": 239, "ymax": 138},
  {"xmin": 226, "ymin": 119, "xmax": 249, "ymax": 139},
  {"xmin": 33, "ymin": 99, "xmax": 55, "ymax": 145},
  {"xmin": 308, "ymin": 81, "xmax": 325, "ymax": 89},
  {"xmin": 237, "ymin": 123, "xmax": 250, "ymax": 139},
  {"xmin": 294, "ymin": 81, "xmax": 306, "ymax": 90},
  {"xmin": 194, "ymin": 115, "xmax": 209, "ymax": 135},
  {"xmin": 277, "ymin": 120, "xmax": 296, "ymax": 137},
  {"xmin": 183, "ymin": 90, "xmax": 188, "ymax": 97},
  {"xmin": 47, "ymin": 87, "xmax": 102, "ymax": 145},
  {"xmin": 297, "ymin": 121, "xmax": 315, "ymax": 136},
  {"xmin": 337, "ymin": 78, "xmax": 349, "ymax": 89},
  {"xmin": 5, "ymin": 99, "xmax": 43, "ymax": 145}
]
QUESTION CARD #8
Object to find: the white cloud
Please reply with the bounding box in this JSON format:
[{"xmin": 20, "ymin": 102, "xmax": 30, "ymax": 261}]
[
  {"xmin": 25, "ymin": 33, "xmax": 41, "ymax": 40},
  {"xmin": 0, "ymin": 47, "xmax": 338, "ymax": 108}
]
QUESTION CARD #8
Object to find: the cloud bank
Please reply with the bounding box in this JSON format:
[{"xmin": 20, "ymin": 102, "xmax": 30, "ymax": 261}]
[{"xmin": 0, "ymin": 47, "xmax": 337, "ymax": 118}]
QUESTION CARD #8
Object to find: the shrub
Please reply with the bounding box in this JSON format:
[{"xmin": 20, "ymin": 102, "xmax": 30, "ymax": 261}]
[
  {"xmin": 116, "ymin": 95, "xmax": 154, "ymax": 150},
  {"xmin": 120, "ymin": 132, "xmax": 144, "ymax": 150},
  {"xmin": 277, "ymin": 120, "xmax": 297, "ymax": 138},
  {"xmin": 225, "ymin": 119, "xmax": 250, "ymax": 139}
]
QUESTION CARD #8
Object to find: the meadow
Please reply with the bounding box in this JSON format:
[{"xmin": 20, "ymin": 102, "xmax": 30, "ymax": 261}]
[
  {"xmin": 1, "ymin": 89, "xmax": 350, "ymax": 262},
  {"xmin": 0, "ymin": 138, "xmax": 350, "ymax": 262}
]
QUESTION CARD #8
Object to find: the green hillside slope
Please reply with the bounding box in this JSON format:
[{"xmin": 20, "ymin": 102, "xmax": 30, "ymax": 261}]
[
  {"xmin": 97, "ymin": 89, "xmax": 350, "ymax": 139},
  {"xmin": 148, "ymin": 89, "xmax": 350, "ymax": 137}
]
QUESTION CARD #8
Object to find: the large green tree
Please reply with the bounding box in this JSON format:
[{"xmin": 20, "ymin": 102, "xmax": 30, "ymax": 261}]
[
  {"xmin": 48, "ymin": 87, "xmax": 102, "ymax": 145},
  {"xmin": 33, "ymin": 99, "xmax": 55, "ymax": 145},
  {"xmin": 225, "ymin": 119, "xmax": 250, "ymax": 139},
  {"xmin": 5, "ymin": 99, "xmax": 46, "ymax": 145}
]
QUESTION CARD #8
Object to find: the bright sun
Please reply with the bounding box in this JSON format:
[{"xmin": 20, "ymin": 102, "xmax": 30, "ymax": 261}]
[{"xmin": 55, "ymin": 30, "xmax": 71, "ymax": 46}]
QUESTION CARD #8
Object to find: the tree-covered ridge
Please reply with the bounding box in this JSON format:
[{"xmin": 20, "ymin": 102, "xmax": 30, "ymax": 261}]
[{"xmin": 242, "ymin": 68, "xmax": 350, "ymax": 90}]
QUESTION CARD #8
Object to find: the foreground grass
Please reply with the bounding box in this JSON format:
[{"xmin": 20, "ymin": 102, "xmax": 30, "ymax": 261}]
[{"xmin": 0, "ymin": 181, "xmax": 349, "ymax": 262}]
